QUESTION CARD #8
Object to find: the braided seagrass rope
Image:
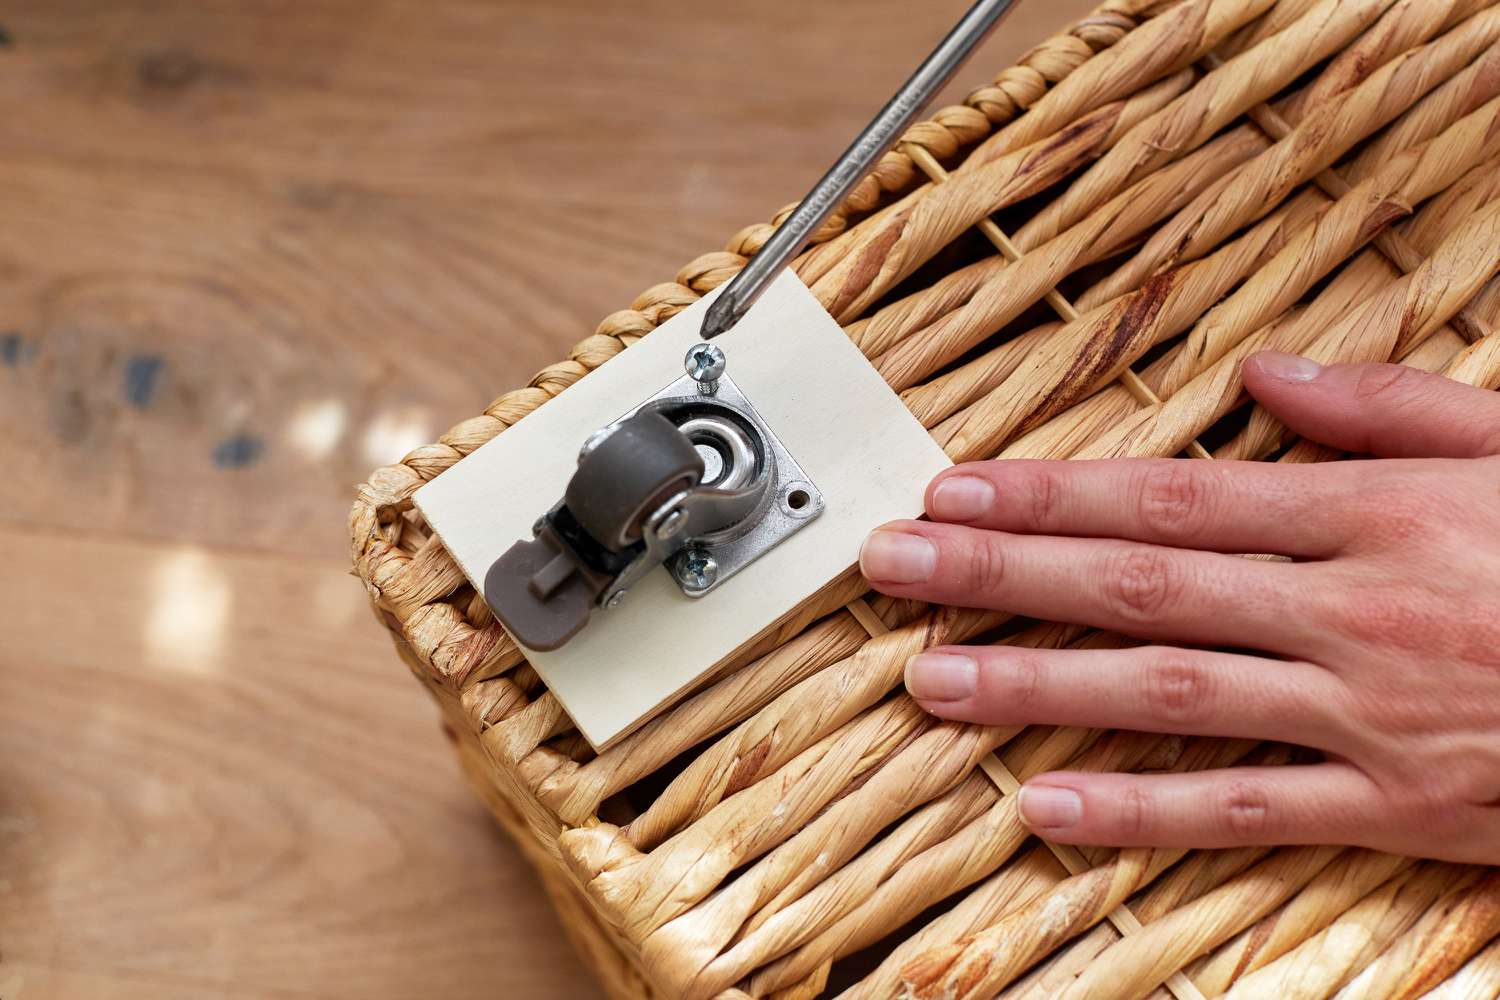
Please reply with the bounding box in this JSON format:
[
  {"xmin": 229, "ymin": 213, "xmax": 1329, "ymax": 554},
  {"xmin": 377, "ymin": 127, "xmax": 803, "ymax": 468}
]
[
  {"xmin": 847, "ymin": 122, "xmax": 1269, "ymax": 361},
  {"xmin": 876, "ymin": 3, "xmax": 1500, "ymax": 458},
  {"xmin": 741, "ymin": 616, "xmax": 1216, "ymax": 1000},
  {"xmin": 1015, "ymin": 0, "xmax": 1402, "ymax": 247},
  {"xmin": 1321, "ymin": 868, "xmax": 1500, "ymax": 997},
  {"xmin": 1275, "ymin": 0, "xmax": 1493, "ymax": 123},
  {"xmin": 1002, "ymin": 156, "xmax": 1500, "ymax": 463},
  {"xmin": 1092, "ymin": 1, "xmax": 1500, "ymax": 302},
  {"xmin": 749, "ymin": 734, "xmax": 1229, "ymax": 999},
  {"xmin": 994, "ymin": 130, "xmax": 1500, "ymax": 463},
  {"xmin": 343, "ymin": 3, "xmax": 1500, "ymax": 995},
  {"xmin": 1205, "ymin": 60, "xmax": 1499, "ymax": 346},
  {"xmin": 961, "ymin": 0, "xmax": 1276, "ymax": 170},
  {"xmin": 806, "ymin": 0, "xmax": 1399, "ymax": 326},
  {"xmin": 986, "ymin": 847, "xmax": 1274, "ymax": 1000},
  {"xmin": 876, "ymin": 846, "xmax": 1274, "ymax": 1000},
  {"xmin": 994, "ymin": 846, "xmax": 1290, "ymax": 999},
  {"xmin": 1215, "ymin": 0, "xmax": 1318, "ymax": 53},
  {"xmin": 1211, "ymin": 865, "xmax": 1478, "ymax": 999},
  {"xmin": 914, "ymin": 94, "xmax": 1500, "ymax": 466},
  {"xmin": 1072, "ymin": 197, "xmax": 1500, "ymax": 464},
  {"xmin": 910, "ymin": 14, "xmax": 1500, "ymax": 456},
  {"xmin": 809, "ymin": 69, "xmax": 1196, "ymax": 322},
  {"xmin": 1413, "ymin": 935, "xmax": 1500, "ymax": 1000},
  {"xmin": 1127, "ymin": 853, "xmax": 1425, "ymax": 997},
  {"xmin": 852, "ymin": 0, "xmax": 1494, "ymax": 386},
  {"xmin": 902, "ymin": 845, "xmax": 1344, "ymax": 1000}
]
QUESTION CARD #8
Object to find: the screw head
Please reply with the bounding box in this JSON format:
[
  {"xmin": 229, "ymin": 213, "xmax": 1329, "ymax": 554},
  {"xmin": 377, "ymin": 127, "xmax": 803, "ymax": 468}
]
[
  {"xmin": 684, "ymin": 343, "xmax": 726, "ymax": 394},
  {"xmin": 674, "ymin": 547, "xmax": 718, "ymax": 593},
  {"xmin": 605, "ymin": 592, "xmax": 625, "ymax": 609}
]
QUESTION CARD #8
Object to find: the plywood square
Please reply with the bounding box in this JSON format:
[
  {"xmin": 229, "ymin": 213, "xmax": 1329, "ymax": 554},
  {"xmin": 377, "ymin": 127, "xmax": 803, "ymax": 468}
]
[{"xmin": 415, "ymin": 272, "xmax": 951, "ymax": 748}]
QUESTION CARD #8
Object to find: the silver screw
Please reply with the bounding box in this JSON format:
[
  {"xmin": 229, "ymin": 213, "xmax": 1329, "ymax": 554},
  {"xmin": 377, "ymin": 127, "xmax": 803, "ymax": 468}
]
[
  {"xmin": 674, "ymin": 547, "xmax": 718, "ymax": 593},
  {"xmin": 605, "ymin": 591, "xmax": 625, "ymax": 609},
  {"xmin": 684, "ymin": 343, "xmax": 726, "ymax": 396}
]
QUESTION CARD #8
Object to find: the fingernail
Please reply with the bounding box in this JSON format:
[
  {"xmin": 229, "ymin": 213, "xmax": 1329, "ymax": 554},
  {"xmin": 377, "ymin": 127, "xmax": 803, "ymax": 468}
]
[
  {"xmin": 1255, "ymin": 351, "xmax": 1322, "ymax": 382},
  {"xmin": 1018, "ymin": 785, "xmax": 1084, "ymax": 830},
  {"xmin": 931, "ymin": 475, "xmax": 996, "ymax": 521},
  {"xmin": 905, "ymin": 652, "xmax": 978, "ymax": 702},
  {"xmin": 860, "ymin": 530, "xmax": 937, "ymax": 584}
]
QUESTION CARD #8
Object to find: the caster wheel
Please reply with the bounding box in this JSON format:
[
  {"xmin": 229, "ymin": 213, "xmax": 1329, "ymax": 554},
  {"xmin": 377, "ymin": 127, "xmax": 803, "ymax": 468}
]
[{"xmin": 565, "ymin": 411, "xmax": 704, "ymax": 551}]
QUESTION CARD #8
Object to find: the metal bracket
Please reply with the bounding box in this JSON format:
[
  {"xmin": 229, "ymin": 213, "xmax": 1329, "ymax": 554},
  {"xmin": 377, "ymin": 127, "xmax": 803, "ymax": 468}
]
[{"xmin": 637, "ymin": 372, "xmax": 823, "ymax": 599}]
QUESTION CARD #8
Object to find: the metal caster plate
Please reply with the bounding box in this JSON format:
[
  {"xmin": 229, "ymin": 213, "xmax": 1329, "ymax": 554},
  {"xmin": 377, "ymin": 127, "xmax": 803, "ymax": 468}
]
[{"xmin": 646, "ymin": 371, "xmax": 823, "ymax": 599}]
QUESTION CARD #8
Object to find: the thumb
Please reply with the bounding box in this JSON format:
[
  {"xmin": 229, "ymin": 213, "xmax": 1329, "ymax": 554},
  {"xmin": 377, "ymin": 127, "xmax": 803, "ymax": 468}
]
[{"xmin": 1242, "ymin": 351, "xmax": 1500, "ymax": 458}]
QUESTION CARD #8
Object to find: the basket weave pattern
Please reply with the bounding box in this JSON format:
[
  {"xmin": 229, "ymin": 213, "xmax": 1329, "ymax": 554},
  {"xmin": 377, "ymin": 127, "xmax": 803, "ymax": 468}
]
[{"xmin": 350, "ymin": 1, "xmax": 1500, "ymax": 996}]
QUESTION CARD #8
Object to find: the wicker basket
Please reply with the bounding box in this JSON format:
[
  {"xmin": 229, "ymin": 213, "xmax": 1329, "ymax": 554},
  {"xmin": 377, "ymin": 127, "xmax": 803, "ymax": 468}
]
[{"xmin": 349, "ymin": 0, "xmax": 1500, "ymax": 996}]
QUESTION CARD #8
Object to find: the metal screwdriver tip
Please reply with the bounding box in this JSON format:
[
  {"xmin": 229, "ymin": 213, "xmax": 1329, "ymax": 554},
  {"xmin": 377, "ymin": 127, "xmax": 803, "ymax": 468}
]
[{"xmin": 699, "ymin": 295, "xmax": 739, "ymax": 341}]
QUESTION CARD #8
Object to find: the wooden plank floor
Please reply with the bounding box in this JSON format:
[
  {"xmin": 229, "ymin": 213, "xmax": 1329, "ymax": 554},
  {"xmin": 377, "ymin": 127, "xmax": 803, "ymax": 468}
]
[{"xmin": 0, "ymin": 2, "xmax": 1096, "ymax": 997}]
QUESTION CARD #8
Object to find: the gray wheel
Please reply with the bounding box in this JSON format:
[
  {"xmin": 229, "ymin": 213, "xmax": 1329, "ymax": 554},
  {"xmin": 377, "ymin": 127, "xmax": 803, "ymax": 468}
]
[{"xmin": 565, "ymin": 411, "xmax": 703, "ymax": 551}]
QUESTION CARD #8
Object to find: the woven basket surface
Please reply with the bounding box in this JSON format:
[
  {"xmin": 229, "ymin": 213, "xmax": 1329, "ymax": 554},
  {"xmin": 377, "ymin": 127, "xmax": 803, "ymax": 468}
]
[{"xmin": 350, "ymin": 0, "xmax": 1500, "ymax": 996}]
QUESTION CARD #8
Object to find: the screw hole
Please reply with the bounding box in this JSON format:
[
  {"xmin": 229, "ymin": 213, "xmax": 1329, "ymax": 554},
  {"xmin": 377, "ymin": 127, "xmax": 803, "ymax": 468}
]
[{"xmin": 787, "ymin": 489, "xmax": 810, "ymax": 511}]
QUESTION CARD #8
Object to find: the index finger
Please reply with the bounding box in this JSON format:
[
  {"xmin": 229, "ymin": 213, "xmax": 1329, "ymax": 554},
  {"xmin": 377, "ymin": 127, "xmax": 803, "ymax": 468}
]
[{"xmin": 925, "ymin": 459, "xmax": 1358, "ymax": 557}]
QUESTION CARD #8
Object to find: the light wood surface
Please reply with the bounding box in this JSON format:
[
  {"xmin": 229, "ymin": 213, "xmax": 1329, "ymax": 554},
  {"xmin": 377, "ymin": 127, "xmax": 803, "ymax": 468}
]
[{"xmin": 0, "ymin": 1, "xmax": 1096, "ymax": 997}]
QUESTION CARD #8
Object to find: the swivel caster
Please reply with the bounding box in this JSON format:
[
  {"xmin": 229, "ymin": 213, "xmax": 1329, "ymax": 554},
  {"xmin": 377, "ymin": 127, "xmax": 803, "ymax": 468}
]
[{"xmin": 484, "ymin": 344, "xmax": 822, "ymax": 650}]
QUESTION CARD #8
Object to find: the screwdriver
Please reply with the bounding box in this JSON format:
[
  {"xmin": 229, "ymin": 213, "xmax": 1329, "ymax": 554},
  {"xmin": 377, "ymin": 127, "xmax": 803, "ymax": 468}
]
[{"xmin": 699, "ymin": 0, "xmax": 1020, "ymax": 341}]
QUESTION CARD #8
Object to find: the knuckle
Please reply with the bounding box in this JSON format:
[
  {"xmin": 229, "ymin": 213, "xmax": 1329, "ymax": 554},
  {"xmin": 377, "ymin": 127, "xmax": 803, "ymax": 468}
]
[
  {"xmin": 1117, "ymin": 785, "xmax": 1155, "ymax": 840},
  {"xmin": 1421, "ymin": 742, "xmax": 1500, "ymax": 808},
  {"xmin": 1100, "ymin": 547, "xmax": 1183, "ymax": 625},
  {"xmin": 1327, "ymin": 583, "xmax": 1443, "ymax": 657},
  {"xmin": 1455, "ymin": 590, "xmax": 1500, "ymax": 667},
  {"xmin": 1367, "ymin": 481, "xmax": 1442, "ymax": 547},
  {"xmin": 1142, "ymin": 654, "xmax": 1214, "ymax": 728},
  {"xmin": 1353, "ymin": 363, "xmax": 1421, "ymax": 402},
  {"xmin": 1403, "ymin": 782, "xmax": 1469, "ymax": 833},
  {"xmin": 1350, "ymin": 679, "xmax": 1445, "ymax": 739},
  {"xmin": 1026, "ymin": 468, "xmax": 1061, "ymax": 531},
  {"xmin": 1458, "ymin": 607, "xmax": 1500, "ymax": 671},
  {"xmin": 1460, "ymin": 765, "xmax": 1500, "ymax": 809},
  {"xmin": 1406, "ymin": 779, "xmax": 1451, "ymax": 814},
  {"xmin": 1379, "ymin": 502, "xmax": 1428, "ymax": 546},
  {"xmin": 1219, "ymin": 780, "xmax": 1275, "ymax": 841},
  {"xmin": 1136, "ymin": 463, "xmax": 1211, "ymax": 542},
  {"xmin": 999, "ymin": 654, "xmax": 1046, "ymax": 714},
  {"xmin": 964, "ymin": 538, "xmax": 1008, "ymax": 596}
]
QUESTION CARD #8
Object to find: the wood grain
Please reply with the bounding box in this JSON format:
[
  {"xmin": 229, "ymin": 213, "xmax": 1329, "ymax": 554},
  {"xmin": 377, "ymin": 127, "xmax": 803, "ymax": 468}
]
[
  {"xmin": 0, "ymin": 525, "xmax": 603, "ymax": 999},
  {"xmin": 0, "ymin": 0, "xmax": 1097, "ymax": 997}
]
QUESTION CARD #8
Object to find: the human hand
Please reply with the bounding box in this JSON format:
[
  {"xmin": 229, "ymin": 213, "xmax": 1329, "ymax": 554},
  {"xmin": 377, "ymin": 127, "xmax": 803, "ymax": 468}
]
[{"xmin": 858, "ymin": 352, "xmax": 1500, "ymax": 864}]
